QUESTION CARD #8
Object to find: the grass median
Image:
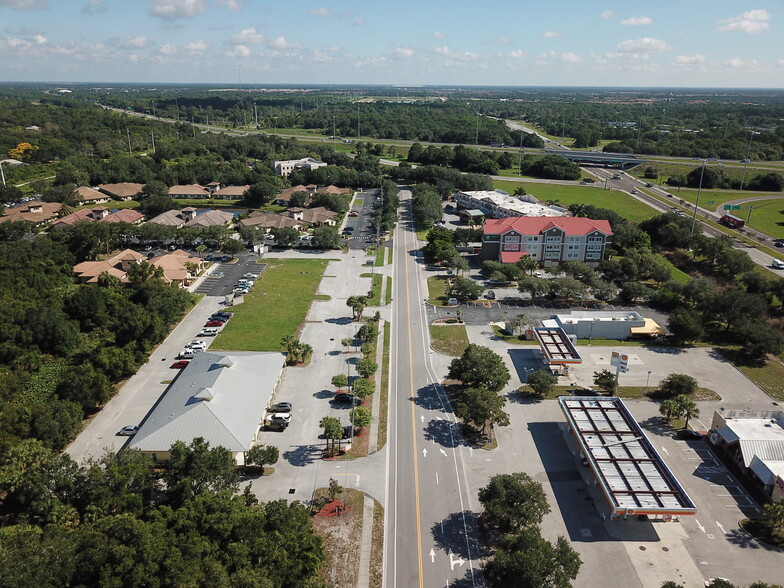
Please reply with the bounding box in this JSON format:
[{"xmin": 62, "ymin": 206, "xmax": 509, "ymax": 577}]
[
  {"xmin": 212, "ymin": 258, "xmax": 329, "ymax": 351},
  {"xmin": 429, "ymin": 324, "xmax": 469, "ymax": 356}
]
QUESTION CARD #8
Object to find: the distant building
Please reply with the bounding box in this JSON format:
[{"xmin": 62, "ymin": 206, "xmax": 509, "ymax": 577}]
[
  {"xmin": 480, "ymin": 216, "xmax": 613, "ymax": 266},
  {"xmin": 710, "ymin": 410, "xmax": 784, "ymax": 501},
  {"xmin": 168, "ymin": 184, "xmax": 210, "ymax": 199},
  {"xmin": 75, "ymin": 186, "xmax": 111, "ymax": 206},
  {"xmin": 150, "ymin": 249, "xmax": 203, "ymax": 287},
  {"xmin": 286, "ymin": 206, "xmax": 338, "ymax": 226},
  {"xmin": 213, "ymin": 185, "xmax": 249, "ymax": 199},
  {"xmin": 53, "ymin": 207, "xmax": 143, "ymax": 228},
  {"xmin": 542, "ymin": 310, "xmax": 662, "ymax": 340},
  {"xmin": 272, "ymin": 157, "xmax": 327, "ymax": 177},
  {"xmin": 0, "ymin": 202, "xmax": 62, "ymax": 226},
  {"xmin": 274, "ymin": 185, "xmax": 311, "ymax": 206},
  {"xmin": 99, "ymin": 182, "xmax": 145, "ymax": 201},
  {"xmin": 455, "ymin": 190, "xmax": 566, "ymax": 219},
  {"xmin": 73, "ymin": 248, "xmax": 144, "ymax": 283},
  {"xmin": 239, "ymin": 212, "xmax": 304, "ymax": 232}
]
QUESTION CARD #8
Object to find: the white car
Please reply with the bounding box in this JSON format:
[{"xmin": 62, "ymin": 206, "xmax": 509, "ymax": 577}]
[
  {"xmin": 186, "ymin": 340, "xmax": 206, "ymax": 351},
  {"xmin": 118, "ymin": 425, "xmax": 139, "ymax": 436}
]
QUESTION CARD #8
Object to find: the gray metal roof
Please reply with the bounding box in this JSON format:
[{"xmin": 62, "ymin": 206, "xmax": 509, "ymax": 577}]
[
  {"xmin": 559, "ymin": 396, "xmax": 696, "ymax": 516},
  {"xmin": 129, "ymin": 351, "xmax": 285, "ymax": 454},
  {"xmin": 738, "ymin": 439, "xmax": 784, "ymax": 468}
]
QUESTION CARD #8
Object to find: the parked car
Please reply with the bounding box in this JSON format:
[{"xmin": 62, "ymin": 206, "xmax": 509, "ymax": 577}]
[
  {"xmin": 333, "ymin": 393, "xmax": 356, "ymax": 404},
  {"xmin": 268, "ymin": 413, "xmax": 291, "ymax": 426},
  {"xmin": 348, "ymin": 211, "xmax": 359, "ymax": 217},
  {"xmin": 343, "ymin": 425, "xmax": 354, "ymax": 439},
  {"xmin": 676, "ymin": 429, "xmax": 702, "ymax": 440},
  {"xmin": 170, "ymin": 360, "xmax": 190, "ymax": 369},
  {"xmin": 205, "ymin": 320, "xmax": 225, "ymax": 327},
  {"xmin": 199, "ymin": 328, "xmax": 219, "ymax": 337},
  {"xmin": 486, "ymin": 290, "xmax": 496, "ymax": 300},
  {"xmin": 178, "ymin": 349, "xmax": 197, "ymax": 359},
  {"xmin": 117, "ymin": 425, "xmax": 139, "ymax": 436},
  {"xmin": 212, "ymin": 312, "xmax": 232, "ymax": 320},
  {"xmin": 242, "ymin": 273, "xmax": 259, "ymax": 279},
  {"xmin": 447, "ymin": 297, "xmax": 458, "ymax": 306},
  {"xmin": 271, "ymin": 402, "xmax": 292, "ymax": 412},
  {"xmin": 186, "ymin": 340, "xmax": 206, "ymax": 351}
]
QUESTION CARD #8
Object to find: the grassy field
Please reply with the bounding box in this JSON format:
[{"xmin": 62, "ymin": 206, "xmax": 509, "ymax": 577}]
[
  {"xmin": 429, "ymin": 324, "xmax": 470, "ymax": 356},
  {"xmin": 742, "ymin": 198, "xmax": 784, "ymax": 240},
  {"xmin": 492, "ymin": 180, "xmax": 659, "ymax": 223},
  {"xmin": 735, "ymin": 359, "xmax": 784, "ymax": 402},
  {"xmin": 384, "ymin": 277, "xmax": 392, "ymax": 305},
  {"xmin": 212, "ymin": 258, "xmax": 329, "ymax": 351},
  {"xmin": 361, "ymin": 273, "xmax": 383, "ymax": 306},
  {"xmin": 377, "ymin": 321, "xmax": 390, "ymax": 451},
  {"xmin": 427, "ymin": 275, "xmax": 450, "ymax": 305}
]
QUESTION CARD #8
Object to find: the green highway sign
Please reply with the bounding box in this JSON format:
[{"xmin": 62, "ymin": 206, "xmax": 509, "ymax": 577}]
[{"xmin": 723, "ymin": 204, "xmax": 741, "ymax": 210}]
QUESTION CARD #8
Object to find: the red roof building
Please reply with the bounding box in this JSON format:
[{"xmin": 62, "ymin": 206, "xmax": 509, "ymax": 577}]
[{"xmin": 480, "ymin": 216, "xmax": 613, "ymax": 267}]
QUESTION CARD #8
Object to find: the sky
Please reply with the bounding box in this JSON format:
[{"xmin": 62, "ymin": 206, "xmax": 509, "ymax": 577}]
[{"xmin": 0, "ymin": 0, "xmax": 782, "ymax": 88}]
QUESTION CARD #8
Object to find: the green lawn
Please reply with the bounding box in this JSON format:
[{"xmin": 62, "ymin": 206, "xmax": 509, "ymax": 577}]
[
  {"xmin": 429, "ymin": 324, "xmax": 469, "ymax": 356},
  {"xmin": 384, "ymin": 277, "xmax": 392, "ymax": 305},
  {"xmin": 493, "ymin": 180, "xmax": 659, "ymax": 223},
  {"xmin": 361, "ymin": 273, "xmax": 383, "ymax": 306},
  {"xmin": 373, "ymin": 246, "xmax": 386, "ymax": 266},
  {"xmin": 742, "ymin": 198, "xmax": 784, "ymax": 240},
  {"xmin": 735, "ymin": 359, "xmax": 784, "ymax": 402},
  {"xmin": 212, "ymin": 258, "xmax": 329, "ymax": 351},
  {"xmin": 427, "ymin": 275, "xmax": 450, "ymax": 305}
]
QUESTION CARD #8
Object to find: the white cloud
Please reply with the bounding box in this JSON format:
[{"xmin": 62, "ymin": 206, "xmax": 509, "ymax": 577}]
[
  {"xmin": 725, "ymin": 57, "xmax": 759, "ymax": 69},
  {"xmin": 158, "ymin": 39, "xmax": 208, "ymax": 57},
  {"xmin": 542, "ymin": 31, "xmax": 562, "ymax": 39},
  {"xmin": 672, "ymin": 54, "xmax": 705, "ymax": 66},
  {"xmin": 80, "ymin": 0, "xmax": 105, "ymax": 15},
  {"xmin": 510, "ymin": 49, "xmax": 526, "ymax": 59},
  {"xmin": 268, "ymin": 36, "xmax": 301, "ymax": 49},
  {"xmin": 313, "ymin": 50, "xmax": 331, "ymax": 62},
  {"xmin": 0, "ymin": 0, "xmax": 47, "ymax": 9},
  {"xmin": 493, "ymin": 36, "xmax": 509, "ymax": 45},
  {"xmin": 778, "ymin": 59, "xmax": 784, "ymax": 68},
  {"xmin": 433, "ymin": 31, "xmax": 445, "ymax": 39},
  {"xmin": 394, "ymin": 47, "xmax": 415, "ymax": 58},
  {"xmin": 717, "ymin": 9, "xmax": 771, "ymax": 35},
  {"xmin": 561, "ymin": 52, "xmax": 581, "ymax": 63},
  {"xmin": 621, "ymin": 16, "xmax": 652, "ymax": 26},
  {"xmin": 216, "ymin": 0, "xmax": 246, "ymax": 11},
  {"xmin": 434, "ymin": 45, "xmax": 451, "ymax": 55},
  {"xmin": 308, "ymin": 7, "xmax": 332, "ymax": 17},
  {"xmin": 231, "ymin": 28, "xmax": 265, "ymax": 44},
  {"xmin": 351, "ymin": 16, "xmax": 366, "ymax": 26},
  {"xmin": 121, "ymin": 36, "xmax": 149, "ymax": 49},
  {"xmin": 600, "ymin": 10, "xmax": 614, "ymax": 19},
  {"xmin": 615, "ymin": 37, "xmax": 671, "ymax": 58},
  {"xmin": 224, "ymin": 44, "xmax": 250, "ymax": 57},
  {"xmin": 148, "ymin": 0, "xmax": 207, "ymax": 21}
]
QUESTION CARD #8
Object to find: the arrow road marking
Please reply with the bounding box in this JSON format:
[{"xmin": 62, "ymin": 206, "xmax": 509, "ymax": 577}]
[
  {"xmin": 422, "ymin": 448, "xmax": 428, "ymax": 458},
  {"xmin": 435, "ymin": 473, "xmax": 439, "ymax": 485},
  {"xmin": 421, "ymin": 415, "xmax": 425, "ymax": 422},
  {"xmin": 716, "ymin": 521, "xmax": 726, "ymax": 534},
  {"xmin": 440, "ymin": 448, "xmax": 448, "ymax": 457},
  {"xmin": 696, "ymin": 520, "xmax": 705, "ymax": 533},
  {"xmin": 448, "ymin": 550, "xmax": 465, "ymax": 570},
  {"xmin": 355, "ymin": 475, "xmax": 360, "ymax": 487},
  {"xmin": 429, "ymin": 548, "xmax": 435, "ymax": 563},
  {"xmin": 661, "ymin": 446, "xmax": 669, "ymax": 456}
]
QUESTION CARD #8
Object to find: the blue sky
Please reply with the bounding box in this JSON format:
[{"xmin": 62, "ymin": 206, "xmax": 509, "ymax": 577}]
[{"xmin": 0, "ymin": 0, "xmax": 781, "ymax": 87}]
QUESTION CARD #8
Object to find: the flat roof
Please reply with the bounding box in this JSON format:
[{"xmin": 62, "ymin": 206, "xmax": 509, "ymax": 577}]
[
  {"xmin": 559, "ymin": 396, "xmax": 697, "ymax": 516},
  {"xmin": 533, "ymin": 327, "xmax": 582, "ymax": 364}
]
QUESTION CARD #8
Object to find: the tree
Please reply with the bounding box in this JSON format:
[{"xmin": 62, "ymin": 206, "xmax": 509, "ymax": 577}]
[
  {"xmin": 675, "ymin": 395, "xmax": 700, "ymax": 428},
  {"xmin": 289, "ymin": 191, "xmax": 309, "ymax": 208},
  {"xmin": 351, "ymin": 406, "xmax": 372, "ymax": 431},
  {"xmin": 280, "ymin": 335, "xmax": 310, "ymax": 365},
  {"xmin": 659, "ymin": 398, "xmax": 681, "ymax": 422},
  {"xmin": 448, "ymin": 344, "xmax": 511, "ymax": 393},
  {"xmin": 761, "ymin": 498, "xmax": 784, "ymax": 530},
  {"xmin": 478, "ymin": 472, "xmax": 551, "ymax": 531},
  {"xmin": 320, "ymin": 417, "xmax": 343, "ymax": 456},
  {"xmin": 221, "ymin": 238, "xmax": 245, "ymax": 258},
  {"xmin": 667, "ymin": 308, "xmax": 704, "ymax": 344},
  {"xmin": 327, "ymin": 477, "xmax": 343, "ymax": 502},
  {"xmin": 311, "ymin": 226, "xmax": 341, "ymax": 249},
  {"xmin": 449, "ymin": 276, "xmax": 484, "ymax": 301},
  {"xmin": 351, "ymin": 377, "xmax": 375, "ymax": 399},
  {"xmin": 356, "ymin": 357, "xmax": 378, "ymax": 378},
  {"xmin": 245, "ymin": 180, "xmax": 278, "ymax": 206},
  {"xmin": 518, "ymin": 277, "xmax": 550, "ymax": 300},
  {"xmin": 454, "ymin": 386, "xmax": 510, "ymax": 439},
  {"xmin": 346, "ymin": 295, "xmax": 368, "ymax": 320},
  {"xmin": 526, "ymin": 370, "xmax": 557, "ymax": 397},
  {"xmin": 484, "ymin": 527, "xmax": 581, "ymax": 588},
  {"xmin": 331, "ymin": 373, "xmax": 348, "ymax": 390},
  {"xmin": 163, "ymin": 437, "xmax": 240, "ymax": 505},
  {"xmin": 658, "ymin": 373, "xmax": 698, "ymax": 398},
  {"xmin": 271, "ymin": 226, "xmax": 299, "ymax": 247},
  {"xmin": 516, "ymin": 255, "xmax": 538, "ymax": 275},
  {"xmin": 593, "ymin": 370, "xmax": 618, "ymax": 395},
  {"xmin": 245, "ymin": 444, "xmax": 279, "ymax": 473}
]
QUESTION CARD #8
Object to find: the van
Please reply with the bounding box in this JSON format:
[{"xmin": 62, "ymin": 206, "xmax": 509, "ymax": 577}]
[{"xmin": 772, "ymin": 259, "xmax": 784, "ymax": 269}]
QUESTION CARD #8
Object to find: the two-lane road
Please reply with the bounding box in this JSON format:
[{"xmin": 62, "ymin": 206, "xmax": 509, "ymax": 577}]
[{"xmin": 385, "ymin": 190, "xmax": 478, "ymax": 587}]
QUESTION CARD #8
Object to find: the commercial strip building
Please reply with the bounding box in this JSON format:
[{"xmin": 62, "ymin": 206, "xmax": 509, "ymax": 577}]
[
  {"xmin": 272, "ymin": 157, "xmax": 328, "ymax": 176},
  {"xmin": 129, "ymin": 351, "xmax": 286, "ymax": 464},
  {"xmin": 454, "ymin": 190, "xmax": 567, "ymax": 219},
  {"xmin": 560, "ymin": 396, "xmax": 697, "ymax": 520},
  {"xmin": 542, "ymin": 310, "xmax": 663, "ymax": 341},
  {"xmin": 480, "ymin": 216, "xmax": 613, "ymax": 266},
  {"xmin": 710, "ymin": 410, "xmax": 784, "ymax": 502}
]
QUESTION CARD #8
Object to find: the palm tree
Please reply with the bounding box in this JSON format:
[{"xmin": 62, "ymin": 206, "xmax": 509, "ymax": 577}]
[
  {"xmin": 676, "ymin": 395, "xmax": 700, "ymax": 429},
  {"xmin": 320, "ymin": 416, "xmax": 343, "ymax": 456},
  {"xmin": 659, "ymin": 398, "xmax": 681, "ymax": 422},
  {"xmin": 762, "ymin": 499, "xmax": 784, "ymax": 530}
]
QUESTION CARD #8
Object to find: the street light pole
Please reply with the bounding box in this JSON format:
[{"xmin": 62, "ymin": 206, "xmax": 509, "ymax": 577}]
[
  {"xmin": 0, "ymin": 161, "xmax": 5, "ymax": 187},
  {"xmin": 645, "ymin": 370, "xmax": 652, "ymax": 393},
  {"xmin": 739, "ymin": 130, "xmax": 757, "ymax": 191},
  {"xmin": 690, "ymin": 159, "xmax": 707, "ymax": 237},
  {"xmin": 518, "ymin": 130, "xmax": 524, "ymax": 175}
]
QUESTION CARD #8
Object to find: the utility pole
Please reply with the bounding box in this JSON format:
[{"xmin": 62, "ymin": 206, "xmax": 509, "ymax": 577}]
[
  {"xmin": 175, "ymin": 98, "xmax": 179, "ymax": 121},
  {"xmin": 254, "ymin": 102, "xmax": 258, "ymax": 128},
  {"xmin": 151, "ymin": 100, "xmax": 155, "ymax": 118},
  {"xmin": 475, "ymin": 113, "xmax": 479, "ymax": 146},
  {"xmin": 690, "ymin": 159, "xmax": 708, "ymax": 236},
  {"xmin": 151, "ymin": 131, "xmax": 155, "ymax": 155},
  {"xmin": 0, "ymin": 161, "xmax": 6, "ymax": 187},
  {"xmin": 518, "ymin": 130, "xmax": 524, "ymax": 175},
  {"xmin": 126, "ymin": 128, "xmax": 132, "ymax": 154},
  {"xmin": 739, "ymin": 130, "xmax": 757, "ymax": 191},
  {"xmin": 357, "ymin": 106, "xmax": 360, "ymax": 139}
]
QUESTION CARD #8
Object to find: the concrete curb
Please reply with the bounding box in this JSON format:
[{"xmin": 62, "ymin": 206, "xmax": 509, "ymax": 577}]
[{"xmin": 356, "ymin": 494, "xmax": 375, "ymax": 588}]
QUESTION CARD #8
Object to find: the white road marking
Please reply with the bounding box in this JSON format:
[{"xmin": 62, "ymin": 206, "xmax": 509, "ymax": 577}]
[
  {"xmin": 429, "ymin": 548, "xmax": 435, "ymax": 563},
  {"xmin": 716, "ymin": 521, "xmax": 726, "ymax": 534},
  {"xmin": 449, "ymin": 551, "xmax": 466, "ymax": 570},
  {"xmin": 435, "ymin": 473, "xmax": 439, "ymax": 485},
  {"xmin": 422, "ymin": 448, "xmax": 428, "ymax": 458},
  {"xmin": 661, "ymin": 446, "xmax": 669, "ymax": 455},
  {"xmin": 696, "ymin": 519, "xmax": 705, "ymax": 533},
  {"xmin": 421, "ymin": 415, "xmax": 425, "ymax": 422},
  {"xmin": 440, "ymin": 448, "xmax": 448, "ymax": 457}
]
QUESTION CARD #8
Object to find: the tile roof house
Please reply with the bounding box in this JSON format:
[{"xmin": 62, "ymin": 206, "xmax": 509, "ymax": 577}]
[
  {"xmin": 185, "ymin": 209, "xmax": 235, "ymax": 229},
  {"xmin": 147, "ymin": 207, "xmax": 199, "ymax": 228},
  {"xmin": 480, "ymin": 216, "xmax": 613, "ymax": 267},
  {"xmin": 0, "ymin": 201, "xmax": 63, "ymax": 226},
  {"xmin": 75, "ymin": 186, "xmax": 111, "ymax": 206},
  {"xmin": 53, "ymin": 207, "xmax": 144, "ymax": 228},
  {"xmin": 168, "ymin": 184, "xmax": 210, "ymax": 198},
  {"xmin": 99, "ymin": 182, "xmax": 145, "ymax": 201},
  {"xmin": 128, "ymin": 351, "xmax": 286, "ymax": 464},
  {"xmin": 214, "ymin": 185, "xmax": 249, "ymax": 200},
  {"xmin": 315, "ymin": 185, "xmax": 350, "ymax": 195},
  {"xmin": 274, "ymin": 185, "xmax": 311, "ymax": 206},
  {"xmin": 239, "ymin": 212, "xmax": 304, "ymax": 232},
  {"xmin": 286, "ymin": 206, "xmax": 338, "ymax": 226},
  {"xmin": 102, "ymin": 208, "xmax": 144, "ymax": 224},
  {"xmin": 150, "ymin": 249, "xmax": 202, "ymax": 287},
  {"xmin": 73, "ymin": 248, "xmax": 144, "ymax": 283}
]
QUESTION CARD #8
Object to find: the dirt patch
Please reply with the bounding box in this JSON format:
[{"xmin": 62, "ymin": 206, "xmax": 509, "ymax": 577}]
[{"xmin": 312, "ymin": 487, "xmax": 365, "ymax": 588}]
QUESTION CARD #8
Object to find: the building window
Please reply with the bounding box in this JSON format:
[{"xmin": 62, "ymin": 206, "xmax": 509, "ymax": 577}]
[
  {"xmin": 566, "ymin": 252, "xmax": 579, "ymax": 259},
  {"xmin": 502, "ymin": 244, "xmax": 521, "ymax": 251},
  {"xmin": 587, "ymin": 244, "xmax": 603, "ymax": 251},
  {"xmin": 567, "ymin": 245, "xmax": 579, "ymax": 251},
  {"xmin": 545, "ymin": 244, "xmax": 560, "ymax": 252},
  {"xmin": 504, "ymin": 235, "xmax": 521, "ymax": 243},
  {"xmin": 546, "ymin": 235, "xmax": 562, "ymax": 243},
  {"xmin": 585, "ymin": 252, "xmax": 601, "ymax": 260},
  {"xmin": 587, "ymin": 236, "xmax": 604, "ymax": 243}
]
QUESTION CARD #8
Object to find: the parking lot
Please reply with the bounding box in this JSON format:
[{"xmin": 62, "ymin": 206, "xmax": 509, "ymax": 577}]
[
  {"xmin": 343, "ymin": 189, "xmax": 381, "ymax": 250},
  {"xmin": 193, "ymin": 252, "xmax": 266, "ymax": 297}
]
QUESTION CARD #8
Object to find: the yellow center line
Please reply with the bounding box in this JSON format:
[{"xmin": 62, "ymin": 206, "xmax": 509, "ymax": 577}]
[{"xmin": 402, "ymin": 210, "xmax": 425, "ymax": 587}]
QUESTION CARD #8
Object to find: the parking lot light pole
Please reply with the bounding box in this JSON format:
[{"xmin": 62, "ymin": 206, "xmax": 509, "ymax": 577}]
[
  {"xmin": 645, "ymin": 370, "xmax": 652, "ymax": 393},
  {"xmin": 739, "ymin": 130, "xmax": 758, "ymax": 191}
]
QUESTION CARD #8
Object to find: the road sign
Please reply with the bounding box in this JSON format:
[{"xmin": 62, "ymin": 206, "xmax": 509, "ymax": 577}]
[
  {"xmin": 707, "ymin": 200, "xmax": 715, "ymax": 205},
  {"xmin": 723, "ymin": 204, "xmax": 741, "ymax": 210}
]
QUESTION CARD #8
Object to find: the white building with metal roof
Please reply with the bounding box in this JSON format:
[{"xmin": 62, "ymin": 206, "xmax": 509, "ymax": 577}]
[
  {"xmin": 710, "ymin": 409, "xmax": 784, "ymax": 500},
  {"xmin": 560, "ymin": 396, "xmax": 696, "ymax": 519},
  {"xmin": 129, "ymin": 351, "xmax": 285, "ymax": 464}
]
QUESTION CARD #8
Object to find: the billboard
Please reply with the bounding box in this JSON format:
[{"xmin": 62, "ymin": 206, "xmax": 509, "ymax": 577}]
[{"xmin": 611, "ymin": 351, "xmax": 630, "ymax": 373}]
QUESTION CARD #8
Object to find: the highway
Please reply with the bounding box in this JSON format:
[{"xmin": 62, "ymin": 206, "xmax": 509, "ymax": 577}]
[{"xmin": 385, "ymin": 189, "xmax": 478, "ymax": 588}]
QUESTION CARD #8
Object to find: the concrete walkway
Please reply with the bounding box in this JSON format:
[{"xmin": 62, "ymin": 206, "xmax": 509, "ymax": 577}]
[{"xmin": 356, "ymin": 494, "xmax": 376, "ymax": 588}]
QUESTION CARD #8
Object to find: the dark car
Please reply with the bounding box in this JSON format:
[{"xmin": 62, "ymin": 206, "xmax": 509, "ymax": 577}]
[
  {"xmin": 211, "ymin": 312, "xmax": 232, "ymax": 320},
  {"xmin": 205, "ymin": 320, "xmax": 225, "ymax": 327},
  {"xmin": 333, "ymin": 393, "xmax": 356, "ymax": 404},
  {"xmin": 486, "ymin": 290, "xmax": 496, "ymax": 300},
  {"xmin": 271, "ymin": 402, "xmax": 292, "ymax": 413},
  {"xmin": 170, "ymin": 360, "xmax": 190, "ymax": 369},
  {"xmin": 343, "ymin": 425, "xmax": 354, "ymax": 439},
  {"xmin": 676, "ymin": 429, "xmax": 703, "ymax": 440},
  {"xmin": 775, "ymin": 241, "xmax": 784, "ymax": 248}
]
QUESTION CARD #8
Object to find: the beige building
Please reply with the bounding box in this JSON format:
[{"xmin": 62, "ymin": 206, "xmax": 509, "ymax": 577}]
[
  {"xmin": 73, "ymin": 248, "xmax": 144, "ymax": 283},
  {"xmin": 99, "ymin": 182, "xmax": 145, "ymax": 201},
  {"xmin": 272, "ymin": 157, "xmax": 327, "ymax": 176},
  {"xmin": 168, "ymin": 184, "xmax": 210, "ymax": 198},
  {"xmin": 0, "ymin": 202, "xmax": 63, "ymax": 226},
  {"xmin": 75, "ymin": 186, "xmax": 112, "ymax": 206}
]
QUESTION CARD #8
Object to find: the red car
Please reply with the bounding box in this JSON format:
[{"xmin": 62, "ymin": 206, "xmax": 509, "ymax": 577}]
[
  {"xmin": 204, "ymin": 320, "xmax": 225, "ymax": 327},
  {"xmin": 170, "ymin": 360, "xmax": 190, "ymax": 369}
]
